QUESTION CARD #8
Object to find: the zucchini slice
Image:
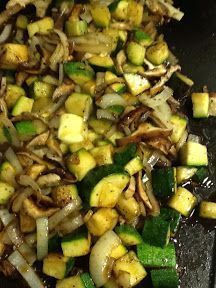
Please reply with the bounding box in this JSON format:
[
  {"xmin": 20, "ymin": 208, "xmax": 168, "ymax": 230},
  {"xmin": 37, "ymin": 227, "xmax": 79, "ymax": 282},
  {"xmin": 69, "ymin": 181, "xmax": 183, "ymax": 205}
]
[
  {"xmin": 160, "ymin": 208, "xmax": 181, "ymax": 235},
  {"xmin": 113, "ymin": 143, "xmax": 137, "ymax": 166},
  {"xmin": 180, "ymin": 141, "xmax": 208, "ymax": 166},
  {"xmin": 151, "ymin": 268, "xmax": 179, "ymax": 288},
  {"xmin": 115, "ymin": 224, "xmax": 143, "ymax": 246},
  {"xmin": 199, "ymin": 201, "xmax": 216, "ymax": 219},
  {"xmin": 137, "ymin": 242, "xmax": 176, "ymax": 268},
  {"xmin": 79, "ymin": 164, "xmax": 129, "ymax": 207},
  {"xmin": 88, "ymin": 56, "xmax": 114, "ymax": 72},
  {"xmin": 191, "ymin": 92, "xmax": 209, "ymax": 118}
]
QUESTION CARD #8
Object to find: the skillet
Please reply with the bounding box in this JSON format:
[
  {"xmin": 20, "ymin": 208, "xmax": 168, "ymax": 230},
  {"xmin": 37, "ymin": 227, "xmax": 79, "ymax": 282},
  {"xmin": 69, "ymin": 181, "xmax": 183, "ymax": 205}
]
[{"xmin": 0, "ymin": 0, "xmax": 216, "ymax": 287}]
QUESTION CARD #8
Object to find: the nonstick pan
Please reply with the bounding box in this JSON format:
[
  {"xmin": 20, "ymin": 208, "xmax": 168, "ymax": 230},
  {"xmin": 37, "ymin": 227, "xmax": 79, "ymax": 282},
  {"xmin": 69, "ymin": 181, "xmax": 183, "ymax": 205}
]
[{"xmin": 0, "ymin": 0, "xmax": 216, "ymax": 287}]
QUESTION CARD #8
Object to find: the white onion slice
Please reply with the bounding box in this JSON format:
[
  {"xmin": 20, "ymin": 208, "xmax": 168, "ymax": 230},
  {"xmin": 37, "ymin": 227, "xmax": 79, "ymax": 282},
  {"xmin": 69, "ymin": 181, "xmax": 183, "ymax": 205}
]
[
  {"xmin": 97, "ymin": 94, "xmax": 126, "ymax": 109},
  {"xmin": 188, "ymin": 134, "xmax": 201, "ymax": 143},
  {"xmin": 0, "ymin": 209, "xmax": 14, "ymax": 226},
  {"xmin": 96, "ymin": 109, "xmax": 116, "ymax": 121},
  {"xmin": 36, "ymin": 217, "xmax": 48, "ymax": 260},
  {"xmin": 5, "ymin": 147, "xmax": 23, "ymax": 174},
  {"xmin": 19, "ymin": 175, "xmax": 41, "ymax": 193},
  {"xmin": 48, "ymin": 200, "xmax": 81, "ymax": 231},
  {"xmin": 18, "ymin": 242, "xmax": 37, "ymax": 265},
  {"xmin": 139, "ymin": 86, "xmax": 173, "ymax": 108},
  {"xmin": 8, "ymin": 250, "xmax": 44, "ymax": 288},
  {"xmin": 89, "ymin": 230, "xmax": 121, "ymax": 287},
  {"xmin": 56, "ymin": 214, "xmax": 84, "ymax": 235},
  {"xmin": 0, "ymin": 24, "xmax": 12, "ymax": 44}
]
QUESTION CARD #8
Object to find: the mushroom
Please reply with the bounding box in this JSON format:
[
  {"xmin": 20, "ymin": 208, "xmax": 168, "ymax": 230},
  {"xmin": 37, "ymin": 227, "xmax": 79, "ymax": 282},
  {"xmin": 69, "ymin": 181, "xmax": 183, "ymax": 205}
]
[
  {"xmin": 145, "ymin": 136, "xmax": 172, "ymax": 155},
  {"xmin": 46, "ymin": 135, "xmax": 63, "ymax": 158},
  {"xmin": 26, "ymin": 131, "xmax": 50, "ymax": 149},
  {"xmin": 20, "ymin": 208, "xmax": 36, "ymax": 233},
  {"xmin": 17, "ymin": 151, "xmax": 55, "ymax": 169},
  {"xmin": 150, "ymin": 64, "xmax": 180, "ymax": 95},
  {"xmin": 139, "ymin": 65, "xmax": 167, "ymax": 78},
  {"xmin": 118, "ymin": 106, "xmax": 152, "ymax": 134},
  {"xmin": 136, "ymin": 171, "xmax": 152, "ymax": 210},
  {"xmin": 45, "ymin": 167, "xmax": 76, "ymax": 183},
  {"xmin": 52, "ymin": 82, "xmax": 74, "ymax": 101},
  {"xmin": 117, "ymin": 123, "xmax": 172, "ymax": 146},
  {"xmin": 37, "ymin": 173, "xmax": 61, "ymax": 187},
  {"xmin": 23, "ymin": 198, "xmax": 59, "ymax": 219},
  {"xmin": 115, "ymin": 50, "xmax": 127, "ymax": 74}
]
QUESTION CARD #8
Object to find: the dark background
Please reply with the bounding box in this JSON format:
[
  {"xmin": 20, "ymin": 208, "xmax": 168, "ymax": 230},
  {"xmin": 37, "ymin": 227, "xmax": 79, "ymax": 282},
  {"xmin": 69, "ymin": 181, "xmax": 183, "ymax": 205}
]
[{"xmin": 1, "ymin": 0, "xmax": 216, "ymax": 287}]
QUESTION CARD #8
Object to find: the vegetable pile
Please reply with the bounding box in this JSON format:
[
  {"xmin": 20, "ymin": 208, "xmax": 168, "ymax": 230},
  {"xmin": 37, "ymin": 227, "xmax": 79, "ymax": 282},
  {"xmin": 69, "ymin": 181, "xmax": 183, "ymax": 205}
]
[{"xmin": 0, "ymin": 0, "xmax": 214, "ymax": 287}]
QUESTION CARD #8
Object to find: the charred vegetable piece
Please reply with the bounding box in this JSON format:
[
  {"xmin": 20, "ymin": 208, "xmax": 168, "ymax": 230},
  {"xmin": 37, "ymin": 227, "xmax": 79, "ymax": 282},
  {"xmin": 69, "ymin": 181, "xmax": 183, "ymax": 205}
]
[
  {"xmin": 168, "ymin": 187, "xmax": 197, "ymax": 217},
  {"xmin": 180, "ymin": 141, "xmax": 208, "ymax": 166},
  {"xmin": 191, "ymin": 93, "xmax": 209, "ymax": 118},
  {"xmin": 43, "ymin": 253, "xmax": 74, "ymax": 279},
  {"xmin": 151, "ymin": 268, "xmax": 179, "ymax": 288},
  {"xmin": 142, "ymin": 216, "xmax": 170, "ymax": 248},
  {"xmin": 115, "ymin": 224, "xmax": 143, "ymax": 246},
  {"xmin": 152, "ymin": 167, "xmax": 176, "ymax": 200},
  {"xmin": 79, "ymin": 164, "xmax": 129, "ymax": 207},
  {"xmin": 61, "ymin": 227, "xmax": 91, "ymax": 257},
  {"xmin": 137, "ymin": 242, "xmax": 176, "ymax": 268}
]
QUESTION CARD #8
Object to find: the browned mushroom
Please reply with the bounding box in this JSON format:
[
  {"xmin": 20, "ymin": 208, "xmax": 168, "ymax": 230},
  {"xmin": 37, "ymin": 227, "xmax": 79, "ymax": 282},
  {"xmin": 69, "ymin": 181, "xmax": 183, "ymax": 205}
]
[
  {"xmin": 26, "ymin": 131, "xmax": 50, "ymax": 149},
  {"xmin": 117, "ymin": 123, "xmax": 172, "ymax": 146},
  {"xmin": 118, "ymin": 106, "xmax": 152, "ymax": 134},
  {"xmin": 139, "ymin": 65, "xmax": 167, "ymax": 78},
  {"xmin": 52, "ymin": 82, "xmax": 74, "ymax": 101},
  {"xmin": 17, "ymin": 151, "xmax": 55, "ymax": 169},
  {"xmin": 136, "ymin": 171, "xmax": 152, "ymax": 210},
  {"xmin": 23, "ymin": 198, "xmax": 59, "ymax": 219},
  {"xmin": 37, "ymin": 173, "xmax": 61, "ymax": 187},
  {"xmin": 146, "ymin": 136, "xmax": 172, "ymax": 155},
  {"xmin": 44, "ymin": 167, "xmax": 76, "ymax": 183}
]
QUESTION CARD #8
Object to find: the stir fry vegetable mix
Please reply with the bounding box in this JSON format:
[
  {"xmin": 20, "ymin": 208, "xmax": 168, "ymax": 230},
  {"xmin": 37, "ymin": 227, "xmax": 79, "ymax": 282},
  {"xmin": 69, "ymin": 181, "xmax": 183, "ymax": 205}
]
[{"xmin": 0, "ymin": 0, "xmax": 214, "ymax": 287}]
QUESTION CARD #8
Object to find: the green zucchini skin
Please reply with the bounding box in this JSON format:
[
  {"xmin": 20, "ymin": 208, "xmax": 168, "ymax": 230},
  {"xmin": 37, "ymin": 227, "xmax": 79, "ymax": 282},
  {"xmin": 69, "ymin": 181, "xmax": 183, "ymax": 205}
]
[
  {"xmin": 160, "ymin": 208, "xmax": 181, "ymax": 235},
  {"xmin": 152, "ymin": 167, "xmax": 176, "ymax": 200},
  {"xmin": 151, "ymin": 268, "xmax": 179, "ymax": 288},
  {"xmin": 113, "ymin": 143, "xmax": 137, "ymax": 166},
  {"xmin": 80, "ymin": 272, "xmax": 96, "ymax": 288},
  {"xmin": 137, "ymin": 242, "xmax": 176, "ymax": 268},
  {"xmin": 78, "ymin": 164, "xmax": 128, "ymax": 204},
  {"xmin": 192, "ymin": 167, "xmax": 208, "ymax": 182},
  {"xmin": 142, "ymin": 216, "xmax": 170, "ymax": 248},
  {"xmin": 115, "ymin": 224, "xmax": 143, "ymax": 245}
]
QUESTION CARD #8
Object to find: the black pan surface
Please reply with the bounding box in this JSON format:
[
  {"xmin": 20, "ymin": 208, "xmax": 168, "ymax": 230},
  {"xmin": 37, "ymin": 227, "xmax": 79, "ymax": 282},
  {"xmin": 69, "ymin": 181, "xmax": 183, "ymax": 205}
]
[{"xmin": 0, "ymin": 0, "xmax": 216, "ymax": 287}]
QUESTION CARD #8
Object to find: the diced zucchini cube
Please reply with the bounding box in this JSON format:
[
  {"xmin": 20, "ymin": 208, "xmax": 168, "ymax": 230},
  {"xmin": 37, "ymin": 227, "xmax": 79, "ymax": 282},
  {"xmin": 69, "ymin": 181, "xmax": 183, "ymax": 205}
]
[
  {"xmin": 176, "ymin": 166, "xmax": 197, "ymax": 184},
  {"xmin": 123, "ymin": 63, "xmax": 145, "ymax": 74},
  {"xmin": 179, "ymin": 141, "xmax": 208, "ymax": 166},
  {"xmin": 15, "ymin": 121, "xmax": 37, "ymax": 137},
  {"xmin": 86, "ymin": 208, "xmax": 118, "ymax": 236},
  {"xmin": 56, "ymin": 273, "xmax": 95, "ymax": 288},
  {"xmin": 11, "ymin": 96, "xmax": 34, "ymax": 116},
  {"xmin": 146, "ymin": 42, "xmax": 169, "ymax": 65},
  {"xmin": 27, "ymin": 17, "xmax": 54, "ymax": 37},
  {"xmin": 170, "ymin": 114, "xmax": 188, "ymax": 143},
  {"xmin": 124, "ymin": 156, "xmax": 143, "ymax": 175},
  {"xmin": 199, "ymin": 201, "xmax": 216, "ymax": 219},
  {"xmin": 152, "ymin": 167, "xmax": 176, "ymax": 200},
  {"xmin": 90, "ymin": 4, "xmax": 111, "ymax": 27},
  {"xmin": 52, "ymin": 184, "xmax": 79, "ymax": 208},
  {"xmin": 191, "ymin": 93, "xmax": 209, "ymax": 118},
  {"xmin": 113, "ymin": 251, "xmax": 147, "ymax": 286},
  {"xmin": 16, "ymin": 15, "xmax": 28, "ymax": 29},
  {"xmin": 90, "ymin": 144, "xmax": 113, "ymax": 166},
  {"xmin": 116, "ymin": 194, "xmax": 140, "ymax": 221},
  {"xmin": 109, "ymin": 0, "xmax": 129, "ymax": 20},
  {"xmin": 65, "ymin": 20, "xmax": 87, "ymax": 37},
  {"xmin": 0, "ymin": 44, "xmax": 29, "ymax": 69},
  {"xmin": 89, "ymin": 118, "xmax": 112, "ymax": 135},
  {"xmin": 65, "ymin": 92, "xmax": 93, "ymax": 118},
  {"xmin": 110, "ymin": 244, "xmax": 127, "ymax": 259},
  {"xmin": 134, "ymin": 30, "xmax": 153, "ymax": 47},
  {"xmin": 88, "ymin": 55, "xmax": 114, "ymax": 72},
  {"xmin": 67, "ymin": 148, "xmax": 96, "ymax": 181},
  {"xmin": 192, "ymin": 167, "xmax": 208, "ymax": 182},
  {"xmin": 58, "ymin": 113, "xmax": 87, "ymax": 144},
  {"xmin": 0, "ymin": 161, "xmax": 16, "ymax": 184},
  {"xmin": 126, "ymin": 42, "xmax": 145, "ymax": 66},
  {"xmin": 127, "ymin": 1, "xmax": 143, "ymax": 26},
  {"xmin": 0, "ymin": 181, "xmax": 15, "ymax": 204},
  {"xmin": 151, "ymin": 268, "xmax": 179, "ymax": 288},
  {"xmin": 168, "ymin": 187, "xmax": 197, "ymax": 217},
  {"xmin": 107, "ymin": 130, "xmax": 124, "ymax": 146},
  {"xmin": 137, "ymin": 243, "xmax": 176, "ymax": 268},
  {"xmin": 5, "ymin": 84, "xmax": 26, "ymax": 109},
  {"xmin": 115, "ymin": 224, "xmax": 143, "ymax": 246},
  {"xmin": 64, "ymin": 62, "xmax": 94, "ymax": 86},
  {"xmin": 30, "ymin": 81, "xmax": 55, "ymax": 99},
  {"xmin": 61, "ymin": 227, "xmax": 91, "ymax": 257},
  {"xmin": 160, "ymin": 208, "xmax": 181, "ymax": 236},
  {"xmin": 82, "ymin": 80, "xmax": 96, "ymax": 96},
  {"xmin": 43, "ymin": 253, "xmax": 74, "ymax": 280},
  {"xmin": 142, "ymin": 216, "xmax": 170, "ymax": 248},
  {"xmin": 124, "ymin": 73, "xmax": 151, "ymax": 95}
]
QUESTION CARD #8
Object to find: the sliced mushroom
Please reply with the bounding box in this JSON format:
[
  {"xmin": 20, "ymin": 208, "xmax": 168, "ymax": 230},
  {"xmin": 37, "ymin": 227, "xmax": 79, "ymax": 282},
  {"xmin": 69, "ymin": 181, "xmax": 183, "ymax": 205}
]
[
  {"xmin": 146, "ymin": 136, "xmax": 172, "ymax": 155},
  {"xmin": 52, "ymin": 83, "xmax": 74, "ymax": 101},
  {"xmin": 17, "ymin": 151, "xmax": 55, "ymax": 169},
  {"xmin": 26, "ymin": 131, "xmax": 50, "ymax": 149},
  {"xmin": 118, "ymin": 106, "xmax": 152, "ymax": 134},
  {"xmin": 139, "ymin": 65, "xmax": 167, "ymax": 78},
  {"xmin": 136, "ymin": 171, "xmax": 152, "ymax": 210},
  {"xmin": 23, "ymin": 198, "xmax": 59, "ymax": 219},
  {"xmin": 47, "ymin": 134, "xmax": 63, "ymax": 157},
  {"xmin": 11, "ymin": 112, "xmax": 48, "ymax": 126},
  {"xmin": 150, "ymin": 65, "xmax": 180, "ymax": 95},
  {"xmin": 37, "ymin": 173, "xmax": 61, "ymax": 187},
  {"xmin": 117, "ymin": 123, "xmax": 172, "ymax": 146},
  {"xmin": 124, "ymin": 176, "xmax": 136, "ymax": 199},
  {"xmin": 45, "ymin": 167, "xmax": 76, "ymax": 183},
  {"xmin": 20, "ymin": 208, "xmax": 36, "ymax": 233}
]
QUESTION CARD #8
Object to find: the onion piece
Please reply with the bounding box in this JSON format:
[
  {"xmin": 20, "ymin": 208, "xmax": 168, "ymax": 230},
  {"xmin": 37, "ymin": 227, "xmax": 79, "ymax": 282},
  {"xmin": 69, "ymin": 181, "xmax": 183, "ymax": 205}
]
[
  {"xmin": 56, "ymin": 214, "xmax": 84, "ymax": 235},
  {"xmin": 139, "ymin": 86, "xmax": 173, "ymax": 108},
  {"xmin": 96, "ymin": 109, "xmax": 116, "ymax": 121},
  {"xmin": 175, "ymin": 71, "xmax": 194, "ymax": 87},
  {"xmin": 97, "ymin": 94, "xmax": 126, "ymax": 109},
  {"xmin": 89, "ymin": 230, "xmax": 121, "ymax": 287},
  {"xmin": 19, "ymin": 175, "xmax": 41, "ymax": 193},
  {"xmin": 0, "ymin": 115, "xmax": 20, "ymax": 147},
  {"xmin": 0, "ymin": 24, "xmax": 12, "ymax": 44},
  {"xmin": 0, "ymin": 209, "xmax": 14, "ymax": 226},
  {"xmin": 8, "ymin": 250, "xmax": 44, "ymax": 288},
  {"xmin": 48, "ymin": 200, "xmax": 81, "ymax": 231},
  {"xmin": 187, "ymin": 133, "xmax": 201, "ymax": 143},
  {"xmin": 18, "ymin": 242, "xmax": 36, "ymax": 265},
  {"xmin": 36, "ymin": 217, "xmax": 48, "ymax": 260},
  {"xmin": 146, "ymin": 152, "xmax": 160, "ymax": 171},
  {"xmin": 5, "ymin": 147, "xmax": 23, "ymax": 174}
]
